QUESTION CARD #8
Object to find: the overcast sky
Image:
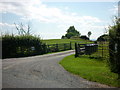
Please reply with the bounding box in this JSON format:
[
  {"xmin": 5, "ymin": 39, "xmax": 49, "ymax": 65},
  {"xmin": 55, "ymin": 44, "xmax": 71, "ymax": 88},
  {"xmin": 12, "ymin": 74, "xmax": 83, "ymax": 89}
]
[{"xmin": 0, "ymin": 0, "xmax": 118, "ymax": 40}]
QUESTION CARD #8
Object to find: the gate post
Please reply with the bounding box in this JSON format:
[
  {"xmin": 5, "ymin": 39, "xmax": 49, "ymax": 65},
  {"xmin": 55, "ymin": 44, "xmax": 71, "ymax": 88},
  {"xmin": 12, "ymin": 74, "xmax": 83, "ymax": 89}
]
[
  {"xmin": 75, "ymin": 43, "xmax": 79, "ymax": 57},
  {"xmin": 70, "ymin": 42, "xmax": 72, "ymax": 50}
]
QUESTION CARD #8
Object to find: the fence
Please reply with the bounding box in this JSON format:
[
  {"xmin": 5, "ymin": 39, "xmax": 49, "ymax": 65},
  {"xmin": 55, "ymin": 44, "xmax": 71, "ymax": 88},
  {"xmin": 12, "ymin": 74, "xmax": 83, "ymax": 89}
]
[
  {"xmin": 2, "ymin": 42, "xmax": 72, "ymax": 59},
  {"xmin": 94, "ymin": 42, "xmax": 109, "ymax": 59},
  {"xmin": 75, "ymin": 42, "xmax": 109, "ymax": 58},
  {"xmin": 47, "ymin": 43, "xmax": 72, "ymax": 53},
  {"xmin": 75, "ymin": 43, "xmax": 98, "ymax": 57}
]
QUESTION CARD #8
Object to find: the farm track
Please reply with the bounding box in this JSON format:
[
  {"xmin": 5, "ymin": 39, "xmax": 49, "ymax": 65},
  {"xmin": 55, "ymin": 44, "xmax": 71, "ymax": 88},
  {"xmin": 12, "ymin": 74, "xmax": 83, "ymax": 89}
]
[{"xmin": 3, "ymin": 50, "xmax": 112, "ymax": 88}]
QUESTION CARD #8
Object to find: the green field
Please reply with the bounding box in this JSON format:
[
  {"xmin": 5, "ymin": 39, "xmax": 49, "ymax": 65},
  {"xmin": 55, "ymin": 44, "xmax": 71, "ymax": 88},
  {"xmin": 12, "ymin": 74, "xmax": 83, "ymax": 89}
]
[
  {"xmin": 42, "ymin": 39, "xmax": 93, "ymax": 49},
  {"xmin": 42, "ymin": 39, "xmax": 89, "ymax": 44},
  {"xmin": 59, "ymin": 55, "xmax": 119, "ymax": 87}
]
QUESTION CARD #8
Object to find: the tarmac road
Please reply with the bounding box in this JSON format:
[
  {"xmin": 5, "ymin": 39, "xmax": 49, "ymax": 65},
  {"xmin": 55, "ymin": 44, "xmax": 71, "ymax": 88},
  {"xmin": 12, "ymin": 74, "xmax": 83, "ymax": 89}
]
[{"xmin": 2, "ymin": 50, "xmax": 111, "ymax": 88}]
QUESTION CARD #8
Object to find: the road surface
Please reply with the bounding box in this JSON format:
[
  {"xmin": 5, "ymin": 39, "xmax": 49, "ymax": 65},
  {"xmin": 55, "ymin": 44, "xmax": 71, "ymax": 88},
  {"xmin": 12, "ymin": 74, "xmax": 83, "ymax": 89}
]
[{"xmin": 3, "ymin": 50, "xmax": 111, "ymax": 88}]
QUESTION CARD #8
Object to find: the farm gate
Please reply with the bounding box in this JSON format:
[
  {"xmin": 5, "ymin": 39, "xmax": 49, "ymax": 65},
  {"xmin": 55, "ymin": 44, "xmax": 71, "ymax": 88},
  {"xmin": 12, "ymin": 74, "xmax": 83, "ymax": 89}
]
[
  {"xmin": 75, "ymin": 42, "xmax": 109, "ymax": 58},
  {"xmin": 75, "ymin": 43, "xmax": 98, "ymax": 57}
]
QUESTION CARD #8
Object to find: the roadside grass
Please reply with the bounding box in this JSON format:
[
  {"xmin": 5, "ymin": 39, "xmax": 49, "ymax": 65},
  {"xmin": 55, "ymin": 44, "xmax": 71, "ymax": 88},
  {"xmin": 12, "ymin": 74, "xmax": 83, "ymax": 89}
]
[
  {"xmin": 59, "ymin": 54, "xmax": 119, "ymax": 87},
  {"xmin": 42, "ymin": 39, "xmax": 93, "ymax": 49}
]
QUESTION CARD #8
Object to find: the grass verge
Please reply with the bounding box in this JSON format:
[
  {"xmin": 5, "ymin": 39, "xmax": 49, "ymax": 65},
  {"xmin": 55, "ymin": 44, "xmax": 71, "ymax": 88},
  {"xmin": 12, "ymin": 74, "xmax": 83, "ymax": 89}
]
[{"xmin": 59, "ymin": 54, "xmax": 119, "ymax": 87}]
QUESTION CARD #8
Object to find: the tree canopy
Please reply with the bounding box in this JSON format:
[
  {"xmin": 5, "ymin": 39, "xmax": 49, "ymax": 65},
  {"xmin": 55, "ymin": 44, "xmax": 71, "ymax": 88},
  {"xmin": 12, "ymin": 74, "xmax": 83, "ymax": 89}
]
[
  {"xmin": 97, "ymin": 34, "xmax": 109, "ymax": 41},
  {"xmin": 61, "ymin": 26, "xmax": 80, "ymax": 39},
  {"xmin": 80, "ymin": 35, "xmax": 89, "ymax": 40},
  {"xmin": 88, "ymin": 31, "xmax": 92, "ymax": 39},
  {"xmin": 108, "ymin": 17, "xmax": 120, "ymax": 77}
]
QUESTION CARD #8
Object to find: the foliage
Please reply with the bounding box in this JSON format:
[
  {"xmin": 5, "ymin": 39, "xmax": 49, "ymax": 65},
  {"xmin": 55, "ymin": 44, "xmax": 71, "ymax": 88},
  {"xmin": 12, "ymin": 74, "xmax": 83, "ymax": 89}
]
[
  {"xmin": 108, "ymin": 17, "xmax": 120, "ymax": 76},
  {"xmin": 70, "ymin": 36, "xmax": 80, "ymax": 39},
  {"xmin": 97, "ymin": 34, "xmax": 109, "ymax": 41},
  {"xmin": 87, "ymin": 31, "xmax": 92, "ymax": 39},
  {"xmin": 2, "ymin": 34, "xmax": 45, "ymax": 58},
  {"xmin": 61, "ymin": 35, "xmax": 67, "ymax": 39},
  {"xmin": 62, "ymin": 26, "xmax": 80, "ymax": 39},
  {"xmin": 80, "ymin": 35, "xmax": 89, "ymax": 40},
  {"xmin": 59, "ymin": 55, "xmax": 119, "ymax": 87},
  {"xmin": 2, "ymin": 35, "xmax": 73, "ymax": 59}
]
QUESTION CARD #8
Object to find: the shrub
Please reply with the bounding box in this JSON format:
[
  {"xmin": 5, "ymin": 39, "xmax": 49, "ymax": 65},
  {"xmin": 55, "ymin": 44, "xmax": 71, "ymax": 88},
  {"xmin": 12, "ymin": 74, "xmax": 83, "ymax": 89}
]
[
  {"xmin": 109, "ymin": 17, "xmax": 120, "ymax": 79},
  {"xmin": 2, "ymin": 34, "xmax": 46, "ymax": 59}
]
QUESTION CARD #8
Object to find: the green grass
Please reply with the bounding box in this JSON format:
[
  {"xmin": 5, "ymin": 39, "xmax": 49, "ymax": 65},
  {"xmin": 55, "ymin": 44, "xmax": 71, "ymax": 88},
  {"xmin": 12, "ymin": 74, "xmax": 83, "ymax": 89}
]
[
  {"xmin": 42, "ymin": 39, "xmax": 93, "ymax": 49},
  {"xmin": 42, "ymin": 39, "xmax": 88, "ymax": 44},
  {"xmin": 59, "ymin": 54, "xmax": 119, "ymax": 87}
]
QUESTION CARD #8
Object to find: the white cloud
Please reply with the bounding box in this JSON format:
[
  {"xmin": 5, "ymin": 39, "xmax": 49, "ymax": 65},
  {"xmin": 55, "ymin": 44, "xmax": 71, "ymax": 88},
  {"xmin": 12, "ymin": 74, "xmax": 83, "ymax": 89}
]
[
  {"xmin": 0, "ymin": 22, "xmax": 15, "ymax": 27},
  {"xmin": 0, "ymin": 0, "xmax": 102, "ymax": 24},
  {"xmin": 0, "ymin": 0, "xmax": 118, "ymax": 2},
  {"xmin": 39, "ymin": 32, "xmax": 63, "ymax": 39},
  {"xmin": 0, "ymin": 0, "xmax": 106, "ymax": 39},
  {"xmin": 64, "ymin": 7, "xmax": 69, "ymax": 10},
  {"xmin": 0, "ymin": 22, "xmax": 17, "ymax": 34}
]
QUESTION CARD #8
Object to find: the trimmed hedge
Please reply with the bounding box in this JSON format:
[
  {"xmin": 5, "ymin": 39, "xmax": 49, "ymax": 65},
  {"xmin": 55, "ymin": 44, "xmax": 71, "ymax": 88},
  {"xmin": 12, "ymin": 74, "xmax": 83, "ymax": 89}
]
[
  {"xmin": 1, "ymin": 35, "xmax": 72, "ymax": 59},
  {"xmin": 2, "ymin": 35, "xmax": 46, "ymax": 59}
]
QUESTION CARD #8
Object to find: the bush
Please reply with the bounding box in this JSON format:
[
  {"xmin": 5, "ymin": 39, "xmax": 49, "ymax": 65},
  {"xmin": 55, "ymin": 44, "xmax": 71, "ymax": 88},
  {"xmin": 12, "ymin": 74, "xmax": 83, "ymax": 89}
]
[
  {"xmin": 109, "ymin": 17, "xmax": 120, "ymax": 78},
  {"xmin": 2, "ymin": 34, "xmax": 46, "ymax": 59},
  {"xmin": 80, "ymin": 35, "xmax": 89, "ymax": 40},
  {"xmin": 97, "ymin": 34, "xmax": 109, "ymax": 42}
]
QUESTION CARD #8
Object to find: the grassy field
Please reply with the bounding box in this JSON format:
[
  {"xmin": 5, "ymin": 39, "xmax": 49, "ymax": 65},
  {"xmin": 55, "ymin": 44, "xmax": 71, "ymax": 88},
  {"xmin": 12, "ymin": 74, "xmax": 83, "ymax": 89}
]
[
  {"xmin": 42, "ymin": 39, "xmax": 93, "ymax": 49},
  {"xmin": 42, "ymin": 39, "xmax": 89, "ymax": 44},
  {"xmin": 59, "ymin": 54, "xmax": 119, "ymax": 87}
]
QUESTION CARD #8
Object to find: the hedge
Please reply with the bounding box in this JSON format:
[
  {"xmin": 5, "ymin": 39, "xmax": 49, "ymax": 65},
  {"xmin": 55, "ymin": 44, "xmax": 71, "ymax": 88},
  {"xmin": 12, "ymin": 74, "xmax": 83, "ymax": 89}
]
[
  {"xmin": 2, "ymin": 35, "xmax": 46, "ymax": 59},
  {"xmin": 109, "ymin": 17, "xmax": 120, "ymax": 77}
]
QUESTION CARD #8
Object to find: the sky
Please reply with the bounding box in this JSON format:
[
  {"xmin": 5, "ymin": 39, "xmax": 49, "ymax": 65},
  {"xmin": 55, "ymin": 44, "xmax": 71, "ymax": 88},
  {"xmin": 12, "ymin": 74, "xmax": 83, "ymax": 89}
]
[{"xmin": 0, "ymin": 0, "xmax": 119, "ymax": 40}]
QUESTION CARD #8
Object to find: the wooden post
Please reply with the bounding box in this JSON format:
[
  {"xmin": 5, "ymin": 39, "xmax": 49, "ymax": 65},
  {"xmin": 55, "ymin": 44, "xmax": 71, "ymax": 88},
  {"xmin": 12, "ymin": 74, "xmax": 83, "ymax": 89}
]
[
  {"xmin": 70, "ymin": 42, "xmax": 72, "ymax": 50},
  {"xmin": 47, "ymin": 45, "xmax": 50, "ymax": 53},
  {"xmin": 75, "ymin": 43, "xmax": 78, "ymax": 57},
  {"xmin": 56, "ymin": 44, "xmax": 59, "ymax": 52},
  {"xmin": 64, "ymin": 44, "xmax": 66, "ymax": 51},
  {"xmin": 102, "ymin": 42, "xmax": 103, "ymax": 58}
]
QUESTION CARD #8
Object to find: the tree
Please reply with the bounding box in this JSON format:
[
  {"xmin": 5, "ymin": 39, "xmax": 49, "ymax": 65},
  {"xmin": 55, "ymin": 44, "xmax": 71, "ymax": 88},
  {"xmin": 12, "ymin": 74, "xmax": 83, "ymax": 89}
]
[
  {"xmin": 62, "ymin": 26, "xmax": 80, "ymax": 39},
  {"xmin": 97, "ymin": 34, "xmax": 109, "ymax": 42},
  {"xmin": 61, "ymin": 35, "xmax": 67, "ymax": 39},
  {"xmin": 14, "ymin": 23, "xmax": 31, "ymax": 36},
  {"xmin": 80, "ymin": 35, "xmax": 89, "ymax": 40},
  {"xmin": 108, "ymin": 16, "xmax": 120, "ymax": 80},
  {"xmin": 65, "ymin": 32, "xmax": 76, "ymax": 39},
  {"xmin": 88, "ymin": 31, "xmax": 92, "ymax": 39}
]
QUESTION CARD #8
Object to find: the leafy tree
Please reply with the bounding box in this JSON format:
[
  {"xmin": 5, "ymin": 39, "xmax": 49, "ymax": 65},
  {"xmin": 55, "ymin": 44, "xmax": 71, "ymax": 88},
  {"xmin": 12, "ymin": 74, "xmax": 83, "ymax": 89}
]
[
  {"xmin": 70, "ymin": 36, "xmax": 80, "ymax": 39},
  {"xmin": 88, "ymin": 31, "xmax": 92, "ymax": 39},
  {"xmin": 61, "ymin": 35, "xmax": 67, "ymax": 39},
  {"xmin": 80, "ymin": 35, "xmax": 89, "ymax": 40},
  {"xmin": 108, "ymin": 16, "xmax": 120, "ymax": 80},
  {"xmin": 65, "ymin": 32, "xmax": 76, "ymax": 39},
  {"xmin": 97, "ymin": 34, "xmax": 109, "ymax": 42},
  {"xmin": 62, "ymin": 26, "xmax": 80, "ymax": 39}
]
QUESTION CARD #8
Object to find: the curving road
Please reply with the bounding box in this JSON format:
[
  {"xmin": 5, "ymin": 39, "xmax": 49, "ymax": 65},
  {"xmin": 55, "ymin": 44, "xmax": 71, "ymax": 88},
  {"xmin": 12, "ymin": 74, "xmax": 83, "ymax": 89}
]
[{"xmin": 3, "ymin": 50, "xmax": 111, "ymax": 88}]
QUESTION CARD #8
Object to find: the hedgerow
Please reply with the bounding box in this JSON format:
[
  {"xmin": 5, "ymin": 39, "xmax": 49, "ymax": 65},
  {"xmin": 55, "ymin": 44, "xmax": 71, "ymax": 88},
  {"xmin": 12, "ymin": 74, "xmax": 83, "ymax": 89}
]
[{"xmin": 2, "ymin": 34, "xmax": 46, "ymax": 59}]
